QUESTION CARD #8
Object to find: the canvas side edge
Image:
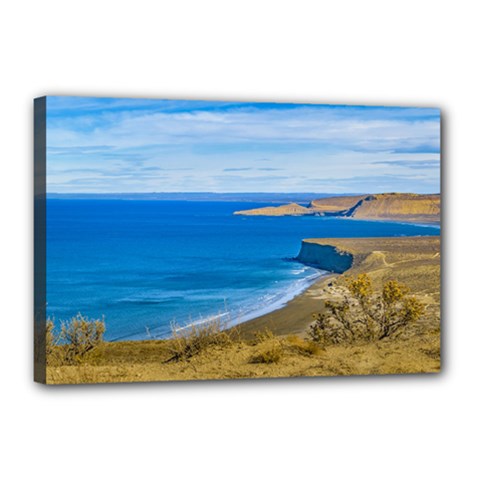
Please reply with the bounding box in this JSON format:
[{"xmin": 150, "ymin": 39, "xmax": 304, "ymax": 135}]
[{"xmin": 34, "ymin": 97, "xmax": 47, "ymax": 383}]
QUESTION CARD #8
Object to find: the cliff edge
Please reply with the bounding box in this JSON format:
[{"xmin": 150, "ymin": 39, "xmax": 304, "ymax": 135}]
[
  {"xmin": 296, "ymin": 236, "xmax": 441, "ymax": 281},
  {"xmin": 234, "ymin": 193, "xmax": 440, "ymax": 224},
  {"xmin": 296, "ymin": 241, "xmax": 353, "ymax": 273}
]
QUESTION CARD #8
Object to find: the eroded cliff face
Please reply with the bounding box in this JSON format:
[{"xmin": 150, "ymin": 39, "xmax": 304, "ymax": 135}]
[
  {"xmin": 296, "ymin": 241, "xmax": 353, "ymax": 273},
  {"xmin": 346, "ymin": 194, "xmax": 440, "ymax": 220},
  {"xmin": 234, "ymin": 193, "xmax": 440, "ymax": 224}
]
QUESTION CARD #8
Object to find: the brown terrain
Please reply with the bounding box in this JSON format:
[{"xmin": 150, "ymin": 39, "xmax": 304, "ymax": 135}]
[
  {"xmin": 235, "ymin": 193, "xmax": 441, "ymax": 224},
  {"xmin": 46, "ymin": 236, "xmax": 441, "ymax": 384},
  {"xmin": 233, "ymin": 202, "xmax": 311, "ymax": 216}
]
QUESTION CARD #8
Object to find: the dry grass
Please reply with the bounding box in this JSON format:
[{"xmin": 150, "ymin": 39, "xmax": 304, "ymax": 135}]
[
  {"xmin": 46, "ymin": 331, "xmax": 440, "ymax": 384},
  {"xmin": 166, "ymin": 317, "xmax": 239, "ymax": 362},
  {"xmin": 46, "ymin": 308, "xmax": 440, "ymax": 385},
  {"xmin": 250, "ymin": 331, "xmax": 284, "ymax": 364},
  {"xmin": 250, "ymin": 345, "xmax": 283, "ymax": 364},
  {"xmin": 45, "ymin": 320, "xmax": 440, "ymax": 384},
  {"xmin": 285, "ymin": 335, "xmax": 324, "ymax": 356}
]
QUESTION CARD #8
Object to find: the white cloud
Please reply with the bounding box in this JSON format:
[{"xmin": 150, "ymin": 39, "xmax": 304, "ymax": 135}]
[{"xmin": 46, "ymin": 100, "xmax": 440, "ymax": 193}]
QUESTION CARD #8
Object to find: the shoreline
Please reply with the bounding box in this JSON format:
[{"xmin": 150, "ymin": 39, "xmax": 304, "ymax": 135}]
[
  {"xmin": 120, "ymin": 269, "xmax": 327, "ymax": 342},
  {"xmin": 226, "ymin": 270, "xmax": 327, "ymax": 327},
  {"xmin": 236, "ymin": 235, "xmax": 441, "ymax": 338},
  {"xmin": 235, "ymin": 272, "xmax": 337, "ymax": 339},
  {"xmin": 105, "ymin": 235, "xmax": 441, "ymax": 343}
]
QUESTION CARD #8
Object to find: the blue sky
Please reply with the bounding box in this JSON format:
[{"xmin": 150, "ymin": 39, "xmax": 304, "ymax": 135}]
[{"xmin": 46, "ymin": 96, "xmax": 441, "ymax": 193}]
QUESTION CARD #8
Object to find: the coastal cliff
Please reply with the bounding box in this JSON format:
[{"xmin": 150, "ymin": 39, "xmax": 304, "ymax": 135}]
[
  {"xmin": 234, "ymin": 193, "xmax": 441, "ymax": 224},
  {"xmin": 296, "ymin": 240, "xmax": 353, "ymax": 273},
  {"xmin": 296, "ymin": 236, "xmax": 441, "ymax": 282}
]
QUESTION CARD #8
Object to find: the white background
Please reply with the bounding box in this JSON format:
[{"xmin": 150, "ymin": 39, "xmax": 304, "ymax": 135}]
[{"xmin": 1, "ymin": 1, "xmax": 478, "ymax": 479}]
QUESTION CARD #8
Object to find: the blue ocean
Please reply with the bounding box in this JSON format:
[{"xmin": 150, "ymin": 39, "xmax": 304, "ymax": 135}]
[{"xmin": 46, "ymin": 200, "xmax": 440, "ymax": 341}]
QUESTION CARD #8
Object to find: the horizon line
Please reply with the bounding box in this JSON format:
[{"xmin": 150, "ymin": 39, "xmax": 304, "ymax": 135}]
[{"xmin": 45, "ymin": 191, "xmax": 440, "ymax": 195}]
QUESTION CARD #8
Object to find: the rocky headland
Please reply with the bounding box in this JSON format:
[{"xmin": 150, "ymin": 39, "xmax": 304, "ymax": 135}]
[{"xmin": 234, "ymin": 193, "xmax": 441, "ymax": 224}]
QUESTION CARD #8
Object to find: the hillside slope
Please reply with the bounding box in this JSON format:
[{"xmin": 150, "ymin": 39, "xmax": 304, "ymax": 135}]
[{"xmin": 234, "ymin": 202, "xmax": 312, "ymax": 216}]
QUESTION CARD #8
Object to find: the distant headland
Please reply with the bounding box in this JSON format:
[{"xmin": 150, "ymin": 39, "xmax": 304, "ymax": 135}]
[{"xmin": 234, "ymin": 193, "xmax": 441, "ymax": 224}]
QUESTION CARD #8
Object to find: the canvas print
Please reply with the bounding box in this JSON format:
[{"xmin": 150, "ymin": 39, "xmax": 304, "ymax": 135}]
[{"xmin": 34, "ymin": 96, "xmax": 441, "ymax": 384}]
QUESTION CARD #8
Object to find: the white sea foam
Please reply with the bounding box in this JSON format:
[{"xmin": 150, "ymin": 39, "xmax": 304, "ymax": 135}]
[
  {"xmin": 291, "ymin": 266, "xmax": 308, "ymax": 275},
  {"xmin": 137, "ymin": 268, "xmax": 328, "ymax": 340},
  {"xmin": 226, "ymin": 268, "xmax": 327, "ymax": 327}
]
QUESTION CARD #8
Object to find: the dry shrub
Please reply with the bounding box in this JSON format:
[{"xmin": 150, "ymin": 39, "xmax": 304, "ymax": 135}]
[
  {"xmin": 309, "ymin": 274, "xmax": 425, "ymax": 345},
  {"xmin": 253, "ymin": 327, "xmax": 276, "ymax": 344},
  {"xmin": 46, "ymin": 320, "xmax": 55, "ymax": 357},
  {"xmin": 46, "ymin": 319, "xmax": 64, "ymax": 366},
  {"xmin": 250, "ymin": 343, "xmax": 284, "ymax": 364},
  {"xmin": 47, "ymin": 314, "xmax": 106, "ymax": 365},
  {"xmin": 166, "ymin": 317, "xmax": 238, "ymax": 362},
  {"xmin": 250, "ymin": 328, "xmax": 321, "ymax": 364},
  {"xmin": 286, "ymin": 335, "xmax": 323, "ymax": 356},
  {"xmin": 250, "ymin": 328, "xmax": 285, "ymax": 364}
]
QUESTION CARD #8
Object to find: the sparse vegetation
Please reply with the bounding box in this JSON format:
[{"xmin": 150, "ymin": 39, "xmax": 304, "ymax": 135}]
[
  {"xmin": 253, "ymin": 327, "xmax": 276, "ymax": 344},
  {"xmin": 249, "ymin": 331, "xmax": 322, "ymax": 364},
  {"xmin": 46, "ymin": 314, "xmax": 106, "ymax": 365},
  {"xmin": 250, "ymin": 345, "xmax": 283, "ymax": 364},
  {"xmin": 45, "ymin": 319, "xmax": 55, "ymax": 358},
  {"xmin": 285, "ymin": 335, "xmax": 323, "ymax": 356},
  {"xmin": 167, "ymin": 317, "xmax": 239, "ymax": 362},
  {"xmin": 43, "ymin": 276, "xmax": 433, "ymax": 383},
  {"xmin": 249, "ymin": 327, "xmax": 285, "ymax": 364},
  {"xmin": 309, "ymin": 274, "xmax": 425, "ymax": 345}
]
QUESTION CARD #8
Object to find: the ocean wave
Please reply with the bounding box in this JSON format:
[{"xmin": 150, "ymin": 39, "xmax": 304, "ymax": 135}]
[
  {"xmin": 117, "ymin": 291, "xmax": 186, "ymax": 305},
  {"xmin": 223, "ymin": 268, "xmax": 327, "ymax": 327},
  {"xmin": 291, "ymin": 266, "xmax": 308, "ymax": 275},
  {"xmin": 134, "ymin": 267, "xmax": 327, "ymax": 340}
]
